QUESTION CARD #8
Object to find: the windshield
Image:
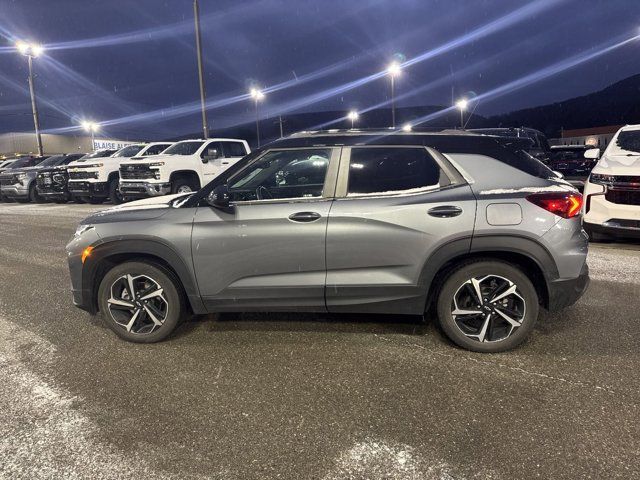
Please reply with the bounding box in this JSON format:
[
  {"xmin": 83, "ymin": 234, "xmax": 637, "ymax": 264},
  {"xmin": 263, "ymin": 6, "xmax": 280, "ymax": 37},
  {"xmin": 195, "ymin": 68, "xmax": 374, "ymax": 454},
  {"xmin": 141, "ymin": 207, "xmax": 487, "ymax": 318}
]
[
  {"xmin": 112, "ymin": 145, "xmax": 144, "ymax": 158},
  {"xmin": 608, "ymin": 130, "xmax": 640, "ymax": 155},
  {"xmin": 36, "ymin": 155, "xmax": 66, "ymax": 167},
  {"xmin": 79, "ymin": 150, "xmax": 114, "ymax": 160},
  {"xmin": 6, "ymin": 158, "xmax": 35, "ymax": 169},
  {"xmin": 163, "ymin": 141, "xmax": 204, "ymax": 156}
]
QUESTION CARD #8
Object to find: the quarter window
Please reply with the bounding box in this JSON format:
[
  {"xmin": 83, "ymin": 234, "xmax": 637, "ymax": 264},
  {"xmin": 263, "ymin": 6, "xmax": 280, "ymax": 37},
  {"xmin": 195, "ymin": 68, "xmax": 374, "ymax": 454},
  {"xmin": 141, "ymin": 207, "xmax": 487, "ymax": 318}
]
[
  {"xmin": 228, "ymin": 148, "xmax": 331, "ymax": 201},
  {"xmin": 347, "ymin": 147, "xmax": 444, "ymax": 195}
]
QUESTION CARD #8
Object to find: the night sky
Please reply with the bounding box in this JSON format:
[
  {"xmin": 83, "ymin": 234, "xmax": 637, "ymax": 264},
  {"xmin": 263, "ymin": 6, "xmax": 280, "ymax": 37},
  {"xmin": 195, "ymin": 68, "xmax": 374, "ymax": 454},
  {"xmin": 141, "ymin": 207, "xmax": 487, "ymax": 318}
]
[{"xmin": 1, "ymin": 0, "xmax": 639, "ymax": 140}]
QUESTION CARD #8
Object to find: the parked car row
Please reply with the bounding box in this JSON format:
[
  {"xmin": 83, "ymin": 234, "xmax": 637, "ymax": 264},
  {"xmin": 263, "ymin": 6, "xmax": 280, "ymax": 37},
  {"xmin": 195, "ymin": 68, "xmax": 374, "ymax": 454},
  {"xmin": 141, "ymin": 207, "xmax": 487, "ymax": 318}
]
[{"xmin": 0, "ymin": 137, "xmax": 250, "ymax": 205}]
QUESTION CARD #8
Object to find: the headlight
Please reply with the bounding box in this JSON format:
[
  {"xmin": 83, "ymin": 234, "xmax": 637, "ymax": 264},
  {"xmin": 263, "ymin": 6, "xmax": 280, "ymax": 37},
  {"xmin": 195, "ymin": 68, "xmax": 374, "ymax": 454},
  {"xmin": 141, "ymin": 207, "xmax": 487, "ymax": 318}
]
[
  {"xmin": 589, "ymin": 173, "xmax": 615, "ymax": 185},
  {"xmin": 17, "ymin": 173, "xmax": 28, "ymax": 180},
  {"xmin": 148, "ymin": 162, "xmax": 165, "ymax": 167},
  {"xmin": 74, "ymin": 224, "xmax": 94, "ymax": 237}
]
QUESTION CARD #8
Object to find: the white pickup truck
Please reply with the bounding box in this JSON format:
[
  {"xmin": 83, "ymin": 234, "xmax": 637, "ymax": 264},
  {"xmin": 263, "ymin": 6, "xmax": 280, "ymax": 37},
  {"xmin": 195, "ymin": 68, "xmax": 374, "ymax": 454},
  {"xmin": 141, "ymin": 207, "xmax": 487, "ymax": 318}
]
[
  {"xmin": 119, "ymin": 138, "xmax": 250, "ymax": 199},
  {"xmin": 67, "ymin": 142, "xmax": 172, "ymax": 204}
]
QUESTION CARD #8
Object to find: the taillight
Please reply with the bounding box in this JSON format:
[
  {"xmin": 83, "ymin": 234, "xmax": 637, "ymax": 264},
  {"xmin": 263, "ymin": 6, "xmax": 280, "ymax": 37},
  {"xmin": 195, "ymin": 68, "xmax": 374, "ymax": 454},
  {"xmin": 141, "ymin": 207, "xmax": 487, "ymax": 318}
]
[{"xmin": 526, "ymin": 192, "xmax": 583, "ymax": 219}]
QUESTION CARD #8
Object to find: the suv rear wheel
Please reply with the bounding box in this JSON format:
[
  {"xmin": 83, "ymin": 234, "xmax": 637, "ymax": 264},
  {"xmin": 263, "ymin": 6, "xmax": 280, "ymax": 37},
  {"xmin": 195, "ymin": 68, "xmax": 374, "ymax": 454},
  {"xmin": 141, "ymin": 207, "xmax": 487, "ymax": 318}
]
[
  {"xmin": 436, "ymin": 260, "xmax": 539, "ymax": 353},
  {"xmin": 98, "ymin": 261, "xmax": 185, "ymax": 343}
]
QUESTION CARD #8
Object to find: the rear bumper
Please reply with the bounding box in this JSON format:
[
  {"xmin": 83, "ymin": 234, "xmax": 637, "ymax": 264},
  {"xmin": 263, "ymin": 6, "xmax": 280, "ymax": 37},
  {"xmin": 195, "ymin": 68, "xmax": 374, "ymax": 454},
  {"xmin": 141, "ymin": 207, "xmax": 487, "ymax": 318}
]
[{"xmin": 547, "ymin": 262, "xmax": 589, "ymax": 312}]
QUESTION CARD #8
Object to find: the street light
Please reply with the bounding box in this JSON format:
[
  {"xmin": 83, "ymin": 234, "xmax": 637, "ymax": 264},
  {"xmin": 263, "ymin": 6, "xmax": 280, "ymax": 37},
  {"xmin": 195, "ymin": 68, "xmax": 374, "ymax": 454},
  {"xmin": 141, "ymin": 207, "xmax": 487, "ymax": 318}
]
[
  {"xmin": 250, "ymin": 87, "xmax": 265, "ymax": 147},
  {"xmin": 193, "ymin": 0, "xmax": 209, "ymax": 139},
  {"xmin": 16, "ymin": 41, "xmax": 44, "ymax": 156},
  {"xmin": 401, "ymin": 123, "xmax": 412, "ymax": 132},
  {"xmin": 81, "ymin": 121, "xmax": 99, "ymax": 149},
  {"xmin": 387, "ymin": 61, "xmax": 402, "ymax": 128},
  {"xmin": 347, "ymin": 110, "xmax": 359, "ymax": 129},
  {"xmin": 455, "ymin": 98, "xmax": 469, "ymax": 129}
]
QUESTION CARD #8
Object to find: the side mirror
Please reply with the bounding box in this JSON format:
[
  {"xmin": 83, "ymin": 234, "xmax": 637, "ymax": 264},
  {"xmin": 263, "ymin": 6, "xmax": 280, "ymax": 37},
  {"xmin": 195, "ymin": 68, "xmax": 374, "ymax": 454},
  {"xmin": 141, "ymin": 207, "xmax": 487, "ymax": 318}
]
[
  {"xmin": 584, "ymin": 148, "xmax": 600, "ymax": 160},
  {"xmin": 207, "ymin": 184, "xmax": 231, "ymax": 210},
  {"xmin": 202, "ymin": 149, "xmax": 220, "ymax": 163}
]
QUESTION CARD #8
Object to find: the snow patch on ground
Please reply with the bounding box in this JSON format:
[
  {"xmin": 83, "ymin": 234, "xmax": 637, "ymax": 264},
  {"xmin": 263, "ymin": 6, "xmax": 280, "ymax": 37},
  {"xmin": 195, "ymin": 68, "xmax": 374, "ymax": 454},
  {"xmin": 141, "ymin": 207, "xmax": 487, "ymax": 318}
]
[
  {"xmin": 588, "ymin": 246, "xmax": 640, "ymax": 284},
  {"xmin": 323, "ymin": 439, "xmax": 473, "ymax": 480},
  {"xmin": 0, "ymin": 315, "xmax": 206, "ymax": 479}
]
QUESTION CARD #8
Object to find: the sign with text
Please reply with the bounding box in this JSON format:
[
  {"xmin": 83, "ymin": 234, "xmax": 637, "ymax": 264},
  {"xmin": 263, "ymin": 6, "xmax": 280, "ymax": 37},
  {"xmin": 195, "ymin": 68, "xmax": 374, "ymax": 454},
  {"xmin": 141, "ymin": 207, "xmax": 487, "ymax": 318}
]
[{"xmin": 93, "ymin": 139, "xmax": 138, "ymax": 150}]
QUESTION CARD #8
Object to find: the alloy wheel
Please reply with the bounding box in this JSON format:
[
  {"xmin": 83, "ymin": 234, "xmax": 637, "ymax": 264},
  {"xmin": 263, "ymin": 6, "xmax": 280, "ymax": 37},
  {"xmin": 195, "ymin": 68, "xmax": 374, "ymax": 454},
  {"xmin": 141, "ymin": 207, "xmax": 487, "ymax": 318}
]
[
  {"xmin": 177, "ymin": 185, "xmax": 193, "ymax": 193},
  {"xmin": 451, "ymin": 274, "xmax": 526, "ymax": 343},
  {"xmin": 107, "ymin": 274, "xmax": 169, "ymax": 335}
]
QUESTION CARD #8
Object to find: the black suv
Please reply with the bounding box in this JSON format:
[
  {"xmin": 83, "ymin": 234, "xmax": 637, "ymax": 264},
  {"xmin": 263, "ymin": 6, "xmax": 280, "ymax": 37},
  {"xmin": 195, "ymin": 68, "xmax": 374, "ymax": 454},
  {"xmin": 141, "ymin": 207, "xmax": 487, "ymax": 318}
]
[
  {"xmin": 470, "ymin": 127, "xmax": 552, "ymax": 164},
  {"xmin": 548, "ymin": 145, "xmax": 598, "ymax": 190},
  {"xmin": 37, "ymin": 150, "xmax": 116, "ymax": 203}
]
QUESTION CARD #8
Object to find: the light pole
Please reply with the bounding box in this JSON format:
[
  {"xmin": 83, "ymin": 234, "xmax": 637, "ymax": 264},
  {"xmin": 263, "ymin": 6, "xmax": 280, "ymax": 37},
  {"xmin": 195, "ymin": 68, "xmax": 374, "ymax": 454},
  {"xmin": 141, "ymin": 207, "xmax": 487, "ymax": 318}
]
[
  {"xmin": 387, "ymin": 61, "xmax": 401, "ymax": 128},
  {"xmin": 347, "ymin": 110, "xmax": 359, "ymax": 129},
  {"xmin": 81, "ymin": 121, "xmax": 99, "ymax": 150},
  {"xmin": 16, "ymin": 41, "xmax": 44, "ymax": 156},
  {"xmin": 455, "ymin": 98, "xmax": 468, "ymax": 129},
  {"xmin": 193, "ymin": 0, "xmax": 209, "ymax": 139},
  {"xmin": 250, "ymin": 88, "xmax": 265, "ymax": 147}
]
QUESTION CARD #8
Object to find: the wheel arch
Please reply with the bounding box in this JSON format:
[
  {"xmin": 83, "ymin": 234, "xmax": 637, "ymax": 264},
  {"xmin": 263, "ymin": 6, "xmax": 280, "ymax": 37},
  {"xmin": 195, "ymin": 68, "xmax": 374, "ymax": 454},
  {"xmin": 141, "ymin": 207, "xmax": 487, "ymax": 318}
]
[
  {"xmin": 170, "ymin": 170, "xmax": 201, "ymax": 189},
  {"xmin": 421, "ymin": 235, "xmax": 556, "ymax": 313},
  {"xmin": 82, "ymin": 238, "xmax": 206, "ymax": 315},
  {"xmin": 107, "ymin": 171, "xmax": 120, "ymax": 183}
]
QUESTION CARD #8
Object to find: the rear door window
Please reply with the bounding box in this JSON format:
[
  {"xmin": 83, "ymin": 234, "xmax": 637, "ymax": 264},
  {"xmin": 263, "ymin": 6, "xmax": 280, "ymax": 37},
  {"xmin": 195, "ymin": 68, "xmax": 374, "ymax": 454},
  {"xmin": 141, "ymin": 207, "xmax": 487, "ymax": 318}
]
[{"xmin": 347, "ymin": 147, "xmax": 446, "ymax": 196}]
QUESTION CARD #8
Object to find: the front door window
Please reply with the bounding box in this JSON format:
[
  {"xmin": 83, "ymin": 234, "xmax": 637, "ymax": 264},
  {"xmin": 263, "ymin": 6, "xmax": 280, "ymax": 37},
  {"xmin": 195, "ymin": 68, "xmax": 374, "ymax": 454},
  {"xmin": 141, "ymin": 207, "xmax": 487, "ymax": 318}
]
[{"xmin": 228, "ymin": 148, "xmax": 331, "ymax": 201}]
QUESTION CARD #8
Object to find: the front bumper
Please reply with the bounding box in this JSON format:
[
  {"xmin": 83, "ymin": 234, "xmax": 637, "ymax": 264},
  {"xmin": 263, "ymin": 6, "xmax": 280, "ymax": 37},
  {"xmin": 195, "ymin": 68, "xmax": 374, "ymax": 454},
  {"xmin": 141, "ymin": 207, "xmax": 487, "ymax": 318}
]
[
  {"xmin": 68, "ymin": 181, "xmax": 108, "ymax": 197},
  {"xmin": 1, "ymin": 184, "xmax": 29, "ymax": 199},
  {"xmin": 547, "ymin": 262, "xmax": 589, "ymax": 312},
  {"xmin": 119, "ymin": 181, "xmax": 171, "ymax": 198}
]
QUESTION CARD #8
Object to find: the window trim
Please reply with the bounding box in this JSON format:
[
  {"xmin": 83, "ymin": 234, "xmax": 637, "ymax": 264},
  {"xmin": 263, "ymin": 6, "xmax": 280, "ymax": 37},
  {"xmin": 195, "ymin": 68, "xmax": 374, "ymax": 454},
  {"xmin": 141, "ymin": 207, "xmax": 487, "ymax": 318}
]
[
  {"xmin": 226, "ymin": 146, "xmax": 342, "ymax": 206},
  {"xmin": 334, "ymin": 145, "xmax": 463, "ymax": 199}
]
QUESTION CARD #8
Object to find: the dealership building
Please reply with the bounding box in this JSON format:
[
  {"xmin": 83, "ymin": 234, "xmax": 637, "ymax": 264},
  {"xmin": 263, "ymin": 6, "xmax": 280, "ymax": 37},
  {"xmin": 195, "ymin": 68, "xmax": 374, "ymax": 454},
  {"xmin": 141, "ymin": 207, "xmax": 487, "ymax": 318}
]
[
  {"xmin": 551, "ymin": 125, "xmax": 623, "ymax": 149},
  {"xmin": 0, "ymin": 132, "xmax": 139, "ymax": 158}
]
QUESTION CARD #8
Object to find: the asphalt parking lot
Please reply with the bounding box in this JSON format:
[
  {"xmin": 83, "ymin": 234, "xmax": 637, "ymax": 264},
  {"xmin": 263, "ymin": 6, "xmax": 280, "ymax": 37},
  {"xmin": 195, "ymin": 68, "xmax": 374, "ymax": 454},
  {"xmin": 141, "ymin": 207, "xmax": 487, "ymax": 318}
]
[{"xmin": 1, "ymin": 202, "xmax": 639, "ymax": 479}]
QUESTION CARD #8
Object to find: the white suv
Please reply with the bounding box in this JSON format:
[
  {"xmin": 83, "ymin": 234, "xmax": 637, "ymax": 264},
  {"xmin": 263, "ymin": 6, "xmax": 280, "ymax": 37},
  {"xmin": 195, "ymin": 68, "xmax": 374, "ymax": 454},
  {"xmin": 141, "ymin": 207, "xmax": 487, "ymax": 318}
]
[
  {"xmin": 68, "ymin": 142, "xmax": 172, "ymax": 204},
  {"xmin": 119, "ymin": 138, "xmax": 250, "ymax": 198},
  {"xmin": 582, "ymin": 124, "xmax": 640, "ymax": 240}
]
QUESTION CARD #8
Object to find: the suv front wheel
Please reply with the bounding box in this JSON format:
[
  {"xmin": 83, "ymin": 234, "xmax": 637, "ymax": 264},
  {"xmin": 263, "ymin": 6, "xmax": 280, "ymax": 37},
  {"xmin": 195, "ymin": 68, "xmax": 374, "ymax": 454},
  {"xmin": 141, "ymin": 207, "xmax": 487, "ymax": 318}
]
[
  {"xmin": 436, "ymin": 260, "xmax": 539, "ymax": 353},
  {"xmin": 98, "ymin": 261, "xmax": 186, "ymax": 343}
]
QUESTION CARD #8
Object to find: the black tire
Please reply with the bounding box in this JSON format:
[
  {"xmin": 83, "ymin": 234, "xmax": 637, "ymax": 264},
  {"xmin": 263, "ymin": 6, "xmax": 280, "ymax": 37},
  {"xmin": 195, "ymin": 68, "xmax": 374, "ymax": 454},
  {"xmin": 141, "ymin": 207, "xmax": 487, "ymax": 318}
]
[
  {"xmin": 98, "ymin": 261, "xmax": 186, "ymax": 343},
  {"xmin": 108, "ymin": 178, "xmax": 124, "ymax": 204},
  {"xmin": 171, "ymin": 175, "xmax": 198, "ymax": 194},
  {"xmin": 28, "ymin": 183, "xmax": 44, "ymax": 203},
  {"xmin": 436, "ymin": 260, "xmax": 539, "ymax": 353}
]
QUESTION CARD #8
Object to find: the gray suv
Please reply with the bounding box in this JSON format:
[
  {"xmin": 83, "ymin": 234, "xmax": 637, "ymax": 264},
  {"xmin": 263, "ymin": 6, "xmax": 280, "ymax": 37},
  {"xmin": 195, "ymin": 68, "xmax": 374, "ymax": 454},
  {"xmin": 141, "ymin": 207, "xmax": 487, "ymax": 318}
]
[{"xmin": 67, "ymin": 130, "xmax": 589, "ymax": 352}]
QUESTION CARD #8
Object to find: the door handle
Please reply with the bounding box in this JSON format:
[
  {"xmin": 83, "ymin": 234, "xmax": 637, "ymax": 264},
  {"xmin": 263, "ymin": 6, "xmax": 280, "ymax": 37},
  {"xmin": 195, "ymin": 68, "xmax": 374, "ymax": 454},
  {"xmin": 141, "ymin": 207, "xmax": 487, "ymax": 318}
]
[
  {"xmin": 428, "ymin": 205, "xmax": 463, "ymax": 218},
  {"xmin": 288, "ymin": 211, "xmax": 322, "ymax": 223}
]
